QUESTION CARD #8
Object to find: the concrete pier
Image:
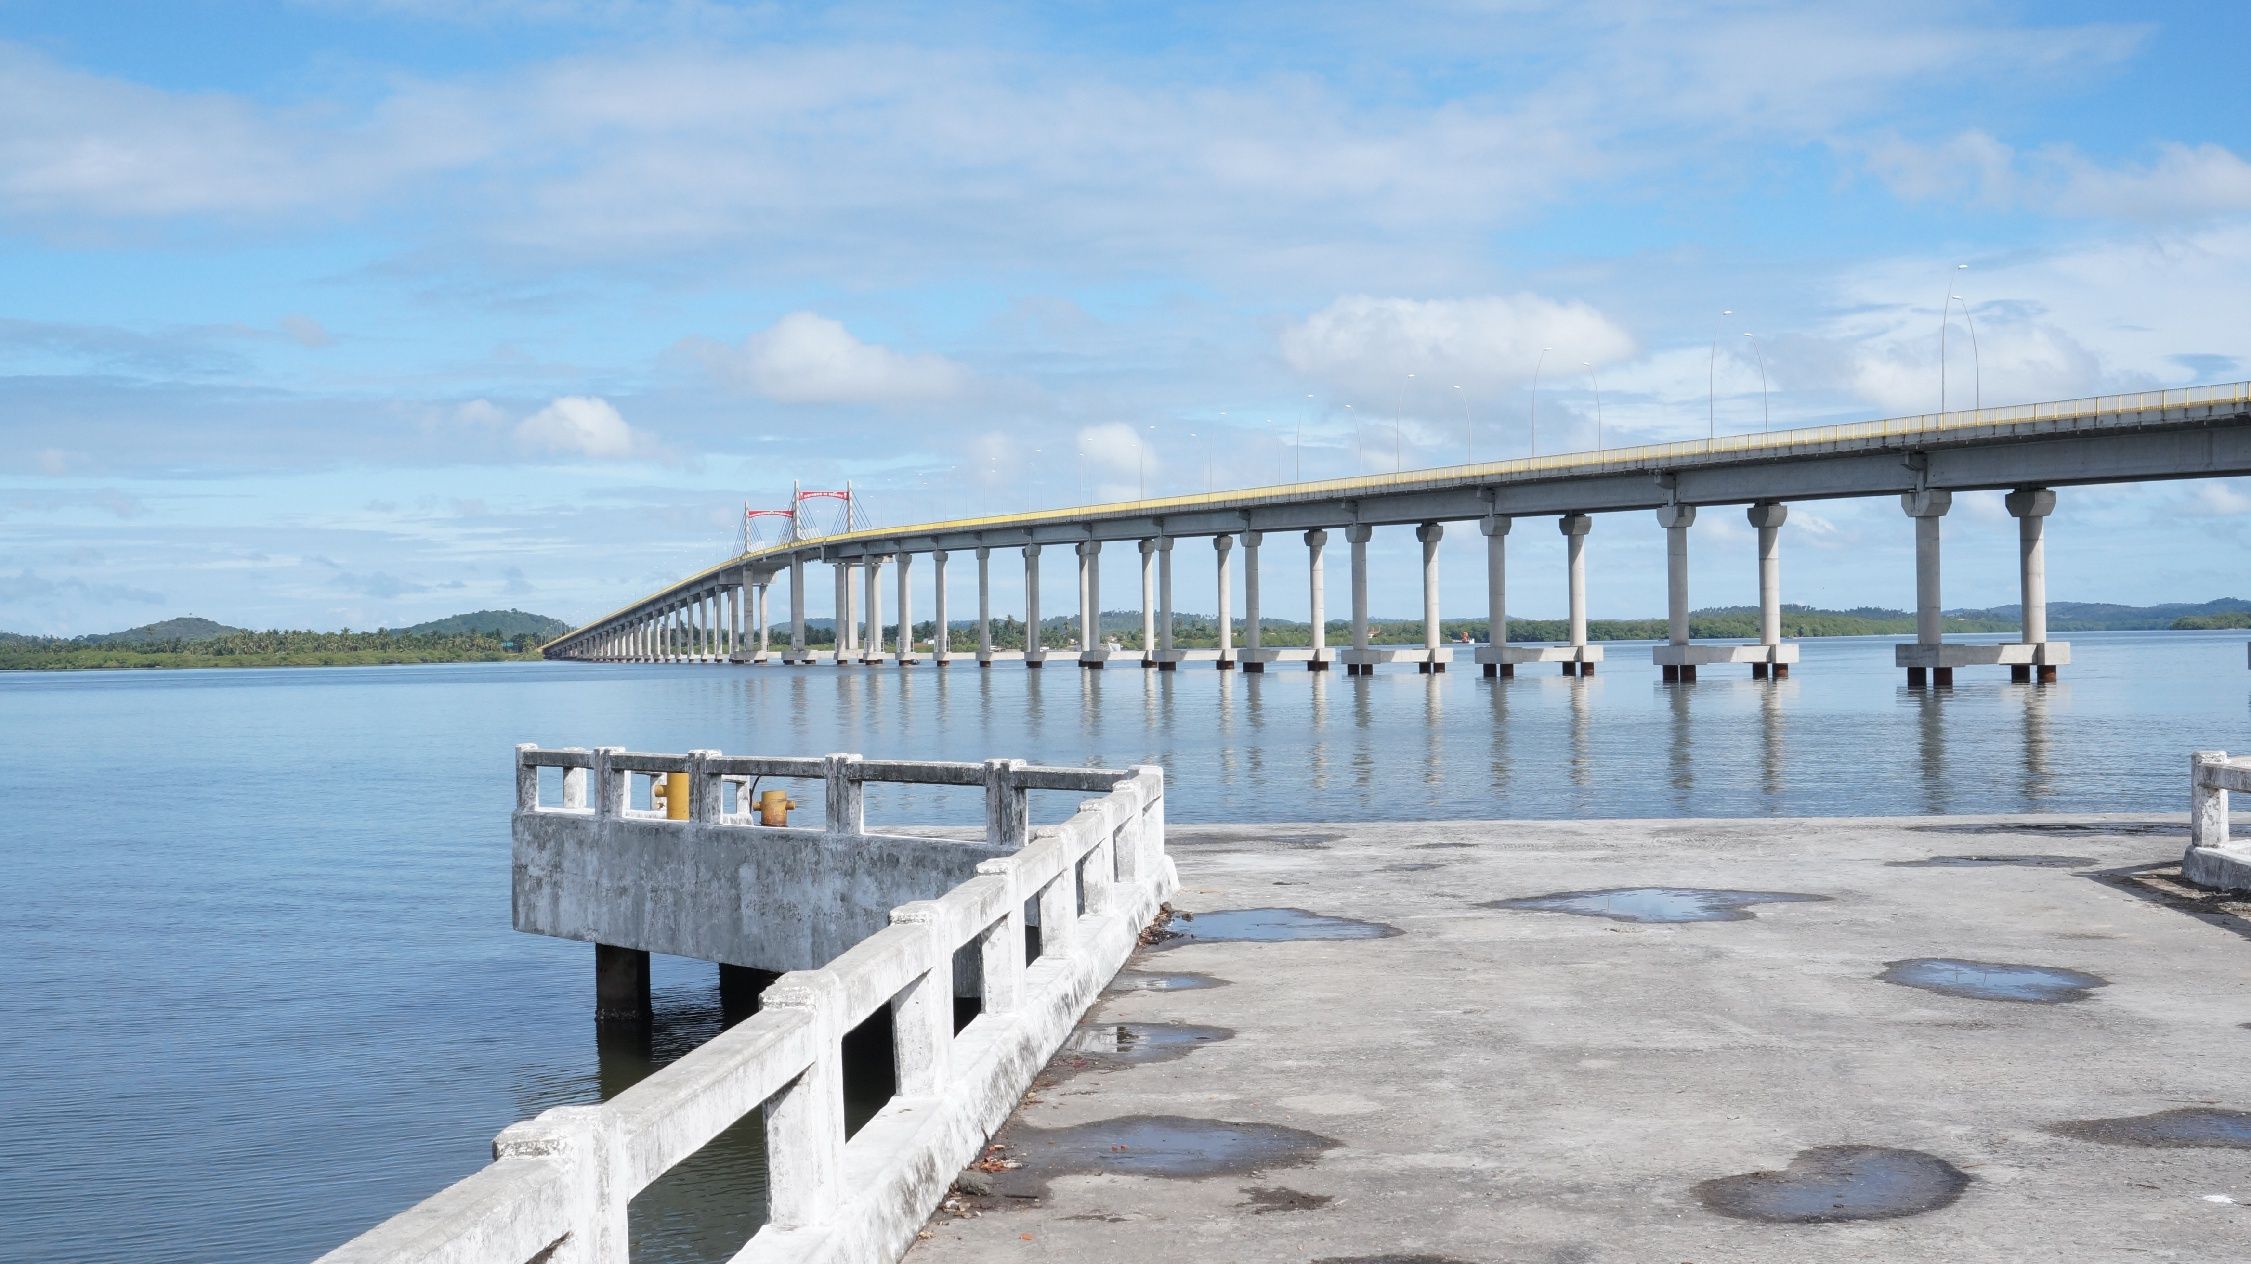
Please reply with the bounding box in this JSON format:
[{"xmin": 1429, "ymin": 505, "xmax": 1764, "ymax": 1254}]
[
  {"xmin": 1023, "ymin": 544, "xmax": 1044, "ymax": 668},
  {"xmin": 592, "ymin": 943, "xmax": 650, "ymax": 1025},
  {"xmin": 912, "ymin": 813, "xmax": 2248, "ymax": 1263},
  {"xmin": 1076, "ymin": 541, "xmax": 1102, "ymax": 668},
  {"xmin": 1304, "ymin": 529, "xmax": 1329, "ymax": 671},
  {"xmin": 1213, "ymin": 534, "xmax": 1234, "ymax": 670}
]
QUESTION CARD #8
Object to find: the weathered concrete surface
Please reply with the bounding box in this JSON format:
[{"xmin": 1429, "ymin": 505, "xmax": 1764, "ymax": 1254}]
[{"xmin": 909, "ymin": 814, "xmax": 2251, "ymax": 1261}]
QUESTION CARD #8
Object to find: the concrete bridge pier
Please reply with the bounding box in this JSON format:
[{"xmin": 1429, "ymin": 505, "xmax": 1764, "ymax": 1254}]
[
  {"xmin": 974, "ymin": 547, "xmax": 994, "ymax": 666},
  {"xmin": 1900, "ymin": 490, "xmax": 1952, "ymax": 687},
  {"xmin": 1238, "ymin": 531, "xmax": 1271, "ymax": 672},
  {"xmin": 930, "ymin": 550, "xmax": 950, "ymax": 666},
  {"xmin": 1214, "ymin": 534, "xmax": 1235, "ymax": 670},
  {"xmin": 894, "ymin": 552, "xmax": 917, "ymax": 665},
  {"xmin": 1417, "ymin": 522, "xmax": 1447, "ymax": 673},
  {"xmin": 1475, "ymin": 517, "xmax": 1512, "ymax": 677},
  {"xmin": 831, "ymin": 562, "xmax": 852, "ymax": 666},
  {"xmin": 787, "ymin": 556, "xmax": 808, "ymax": 664},
  {"xmin": 2006, "ymin": 488, "xmax": 2068, "ymax": 682},
  {"xmin": 1345, "ymin": 524, "xmax": 1374, "ymax": 675},
  {"xmin": 1076, "ymin": 541, "xmax": 1102, "ymax": 668},
  {"xmin": 594, "ymin": 942, "xmax": 651, "ymax": 1025},
  {"xmin": 1558, "ymin": 513, "xmax": 1601, "ymax": 676},
  {"xmin": 1137, "ymin": 540, "xmax": 1158, "ymax": 668},
  {"xmin": 1305, "ymin": 529, "xmax": 1330, "ymax": 671},
  {"xmin": 1155, "ymin": 537, "xmax": 1178, "ymax": 670},
  {"xmin": 755, "ymin": 581, "xmax": 771, "ymax": 662},
  {"xmin": 1749, "ymin": 501, "xmax": 1793, "ymax": 679},
  {"xmin": 1023, "ymin": 544, "xmax": 1045, "ymax": 667},
  {"xmin": 861, "ymin": 556, "xmax": 886, "ymax": 665}
]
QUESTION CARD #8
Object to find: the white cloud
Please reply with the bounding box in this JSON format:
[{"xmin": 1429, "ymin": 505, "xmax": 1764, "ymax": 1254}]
[
  {"xmin": 1280, "ymin": 294, "xmax": 1636, "ymax": 402},
  {"xmin": 693, "ymin": 313, "xmax": 970, "ymax": 405},
  {"xmin": 513, "ymin": 395, "xmax": 643, "ymax": 459},
  {"xmin": 1862, "ymin": 131, "xmax": 2251, "ymax": 222}
]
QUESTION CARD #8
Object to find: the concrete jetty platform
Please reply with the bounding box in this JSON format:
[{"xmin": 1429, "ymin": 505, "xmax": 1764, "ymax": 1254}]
[{"xmin": 909, "ymin": 814, "xmax": 2251, "ymax": 1261}]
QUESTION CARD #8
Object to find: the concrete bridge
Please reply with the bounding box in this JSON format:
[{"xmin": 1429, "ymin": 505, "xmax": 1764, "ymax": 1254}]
[{"xmin": 546, "ymin": 384, "xmax": 2251, "ymax": 686}]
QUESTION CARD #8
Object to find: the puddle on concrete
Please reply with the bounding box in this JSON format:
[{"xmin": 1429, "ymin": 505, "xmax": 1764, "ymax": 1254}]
[
  {"xmin": 1240, "ymin": 1185, "xmax": 1335, "ymax": 1214},
  {"xmin": 1911, "ymin": 821, "xmax": 2175, "ymax": 837},
  {"xmin": 2053, "ymin": 1108, "xmax": 2251, "ymax": 1149},
  {"xmin": 1313, "ymin": 1257, "xmax": 1473, "ymax": 1264},
  {"xmin": 1879, "ymin": 957, "xmax": 2108, "ymax": 1004},
  {"xmin": 1153, "ymin": 907, "xmax": 1404, "ymax": 947},
  {"xmin": 1170, "ymin": 830, "xmax": 1339, "ymax": 852},
  {"xmin": 993, "ymin": 1115, "xmax": 1339, "ymax": 1197},
  {"xmin": 1481, "ymin": 887, "xmax": 1829, "ymax": 924},
  {"xmin": 1408, "ymin": 841, "xmax": 1476, "ymax": 851},
  {"xmin": 1379, "ymin": 862, "xmax": 1444, "ymax": 874},
  {"xmin": 1889, "ymin": 854, "xmax": 2098, "ymax": 869},
  {"xmin": 1694, "ymin": 1145, "xmax": 1971, "ymax": 1223},
  {"xmin": 1058, "ymin": 1022, "xmax": 1231, "ymax": 1073},
  {"xmin": 1109, "ymin": 970, "xmax": 1228, "ymax": 993}
]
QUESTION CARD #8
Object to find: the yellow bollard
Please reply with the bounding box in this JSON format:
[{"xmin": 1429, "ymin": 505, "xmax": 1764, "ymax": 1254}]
[
  {"xmin": 756, "ymin": 788, "xmax": 797, "ymax": 827},
  {"xmin": 650, "ymin": 771, "xmax": 691, "ymax": 820}
]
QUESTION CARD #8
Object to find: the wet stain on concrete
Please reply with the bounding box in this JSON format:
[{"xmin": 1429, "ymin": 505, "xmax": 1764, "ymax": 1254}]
[
  {"xmin": 1482, "ymin": 887, "xmax": 1829, "ymax": 924},
  {"xmin": 1379, "ymin": 862, "xmax": 1444, "ymax": 873},
  {"xmin": 2052, "ymin": 1107, "xmax": 2251, "ymax": 1149},
  {"xmin": 1153, "ymin": 907, "xmax": 1404, "ymax": 947},
  {"xmin": 1694, "ymin": 1145, "xmax": 1971, "ymax": 1223},
  {"xmin": 1890, "ymin": 854, "xmax": 2098, "ymax": 869},
  {"xmin": 1312, "ymin": 1256, "xmax": 1475, "ymax": 1264},
  {"xmin": 1408, "ymin": 841, "xmax": 1477, "ymax": 850},
  {"xmin": 1239, "ymin": 1185, "xmax": 1335, "ymax": 1214},
  {"xmin": 1056, "ymin": 1022, "xmax": 1231, "ymax": 1075},
  {"xmin": 1108, "ymin": 970, "xmax": 1228, "ymax": 993},
  {"xmin": 992, "ymin": 1115, "xmax": 1339, "ymax": 1197},
  {"xmin": 1912, "ymin": 820, "xmax": 2175, "ymax": 837},
  {"xmin": 1170, "ymin": 830, "xmax": 1339, "ymax": 851},
  {"xmin": 1879, "ymin": 957, "xmax": 2108, "ymax": 1004}
]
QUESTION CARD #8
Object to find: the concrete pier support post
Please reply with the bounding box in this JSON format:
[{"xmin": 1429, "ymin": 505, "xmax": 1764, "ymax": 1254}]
[
  {"xmin": 789, "ymin": 556, "xmax": 806, "ymax": 661},
  {"xmin": 594, "ymin": 943, "xmax": 651, "ymax": 1024},
  {"xmin": 894, "ymin": 551, "xmax": 914, "ymax": 664},
  {"xmin": 2006, "ymin": 487, "xmax": 2059, "ymax": 682},
  {"xmin": 1750, "ymin": 500, "xmax": 1789, "ymax": 679},
  {"xmin": 1901, "ymin": 490, "xmax": 1953, "ymax": 687},
  {"xmin": 1346, "ymin": 524, "xmax": 1373, "ymax": 675},
  {"xmin": 832, "ymin": 563, "xmax": 851, "ymax": 664},
  {"xmin": 730, "ymin": 584, "xmax": 743, "ymax": 659},
  {"xmin": 863, "ymin": 557, "xmax": 885, "ymax": 661},
  {"xmin": 754, "ymin": 583, "xmax": 770, "ymax": 658},
  {"xmin": 1559, "ymin": 513, "xmax": 1594, "ymax": 676},
  {"xmin": 1023, "ymin": 544, "xmax": 1043, "ymax": 667},
  {"xmin": 1076, "ymin": 541, "xmax": 1100, "ymax": 666},
  {"xmin": 1305, "ymin": 529, "xmax": 1329, "ymax": 671},
  {"xmin": 1138, "ymin": 540, "xmax": 1158, "ymax": 667},
  {"xmin": 1241, "ymin": 531, "xmax": 1264, "ymax": 672},
  {"xmin": 1417, "ymin": 522, "xmax": 1445, "ymax": 673},
  {"xmin": 1478, "ymin": 517, "xmax": 1510, "ymax": 677},
  {"xmin": 1213, "ymin": 534, "xmax": 1235, "ymax": 669},
  {"xmin": 975, "ymin": 547, "xmax": 993, "ymax": 665},
  {"xmin": 930, "ymin": 550, "xmax": 950, "ymax": 665},
  {"xmin": 1157, "ymin": 537, "xmax": 1177, "ymax": 669}
]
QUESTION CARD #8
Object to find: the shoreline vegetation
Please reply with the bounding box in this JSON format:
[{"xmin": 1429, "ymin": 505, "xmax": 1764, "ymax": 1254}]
[{"xmin": 7, "ymin": 601, "xmax": 2246, "ymax": 672}]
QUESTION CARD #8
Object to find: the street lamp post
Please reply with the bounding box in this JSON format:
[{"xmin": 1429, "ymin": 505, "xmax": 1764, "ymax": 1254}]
[
  {"xmin": 1582, "ymin": 362, "xmax": 1603, "ymax": 449},
  {"xmin": 1939, "ymin": 262, "xmax": 1969, "ymax": 412},
  {"xmin": 1742, "ymin": 333, "xmax": 1769, "ymax": 429},
  {"xmin": 1708, "ymin": 308, "xmax": 1733, "ymax": 440}
]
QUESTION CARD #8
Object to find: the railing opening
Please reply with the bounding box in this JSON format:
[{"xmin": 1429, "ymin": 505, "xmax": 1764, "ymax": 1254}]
[{"xmin": 841, "ymin": 1007, "xmax": 898, "ymax": 1140}]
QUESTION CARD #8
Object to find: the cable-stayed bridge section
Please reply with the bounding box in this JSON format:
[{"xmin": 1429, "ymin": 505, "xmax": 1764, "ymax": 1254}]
[{"xmin": 545, "ymin": 384, "xmax": 2251, "ymax": 686}]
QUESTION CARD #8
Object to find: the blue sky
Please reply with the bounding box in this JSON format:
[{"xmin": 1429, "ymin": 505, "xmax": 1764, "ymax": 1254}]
[{"xmin": 2, "ymin": 0, "xmax": 2248, "ymax": 634}]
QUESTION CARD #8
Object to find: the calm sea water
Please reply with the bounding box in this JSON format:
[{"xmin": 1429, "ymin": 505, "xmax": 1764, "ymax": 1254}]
[{"xmin": 4, "ymin": 630, "xmax": 2248, "ymax": 1263}]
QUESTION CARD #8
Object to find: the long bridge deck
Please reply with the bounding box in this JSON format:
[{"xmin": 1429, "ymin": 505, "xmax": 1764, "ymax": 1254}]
[{"xmin": 910, "ymin": 814, "xmax": 2250, "ymax": 1261}]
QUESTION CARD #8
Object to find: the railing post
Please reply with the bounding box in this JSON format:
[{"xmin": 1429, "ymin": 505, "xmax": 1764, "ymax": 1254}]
[
  {"xmin": 972, "ymin": 857, "xmax": 1025, "ymax": 1015},
  {"xmin": 515, "ymin": 743, "xmax": 540, "ymax": 812},
  {"xmin": 1132, "ymin": 764, "xmax": 1166, "ymax": 879},
  {"xmin": 1077, "ymin": 804, "xmax": 1118, "ymax": 917},
  {"xmin": 825, "ymin": 752, "xmax": 864, "ymax": 834},
  {"xmin": 561, "ymin": 747, "xmax": 590, "ymax": 810},
  {"xmin": 1109, "ymin": 777, "xmax": 1143, "ymax": 884},
  {"xmin": 1036, "ymin": 839, "xmax": 1078, "ymax": 958},
  {"xmin": 2192, "ymin": 750, "xmax": 2231, "ymax": 849},
  {"xmin": 887, "ymin": 902, "xmax": 954, "ymax": 1096},
  {"xmin": 493, "ymin": 1104, "xmax": 624, "ymax": 1264},
  {"xmin": 593, "ymin": 747, "xmax": 628, "ymax": 819},
  {"xmin": 759, "ymin": 972, "xmax": 846, "ymax": 1231},
  {"xmin": 688, "ymin": 749, "xmax": 721, "ymax": 824},
  {"xmin": 984, "ymin": 757, "xmax": 1028, "ymax": 848}
]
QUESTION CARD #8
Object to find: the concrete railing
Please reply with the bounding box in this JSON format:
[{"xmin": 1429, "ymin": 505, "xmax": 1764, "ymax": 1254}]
[
  {"xmin": 2185, "ymin": 749, "xmax": 2251, "ymax": 893},
  {"xmin": 319, "ymin": 748, "xmax": 1172, "ymax": 1264}
]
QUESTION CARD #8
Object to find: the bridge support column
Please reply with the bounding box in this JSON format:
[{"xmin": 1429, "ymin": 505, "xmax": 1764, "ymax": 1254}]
[
  {"xmin": 931, "ymin": 550, "xmax": 950, "ymax": 665},
  {"xmin": 1476, "ymin": 518, "xmax": 1511, "ymax": 677},
  {"xmin": 864, "ymin": 557, "xmax": 885, "ymax": 663},
  {"xmin": 1899, "ymin": 490, "xmax": 1953, "ymax": 687},
  {"xmin": 1241, "ymin": 531, "xmax": 1264, "ymax": 671},
  {"xmin": 1657, "ymin": 504, "xmax": 1694, "ymax": 682},
  {"xmin": 1077, "ymin": 541, "xmax": 1101, "ymax": 667},
  {"xmin": 595, "ymin": 943, "xmax": 650, "ymax": 1024},
  {"xmin": 788, "ymin": 556, "xmax": 806, "ymax": 662},
  {"xmin": 1750, "ymin": 501, "xmax": 1791, "ymax": 679},
  {"xmin": 1560, "ymin": 514, "xmax": 1595, "ymax": 676},
  {"xmin": 894, "ymin": 552, "xmax": 915, "ymax": 665},
  {"xmin": 1306, "ymin": 529, "xmax": 1329, "ymax": 671},
  {"xmin": 1214, "ymin": 534, "xmax": 1235, "ymax": 669},
  {"xmin": 832, "ymin": 563, "xmax": 852, "ymax": 665},
  {"xmin": 1138, "ymin": 540, "xmax": 1157, "ymax": 667},
  {"xmin": 730, "ymin": 583, "xmax": 743, "ymax": 660},
  {"xmin": 1417, "ymin": 522, "xmax": 1445, "ymax": 673},
  {"xmin": 1023, "ymin": 544, "xmax": 1044, "ymax": 667},
  {"xmin": 975, "ymin": 547, "xmax": 993, "ymax": 666},
  {"xmin": 755, "ymin": 582, "xmax": 770, "ymax": 661},
  {"xmin": 2006, "ymin": 488, "xmax": 2065, "ymax": 683},
  {"xmin": 1346, "ymin": 524, "xmax": 1372, "ymax": 675},
  {"xmin": 1156, "ymin": 537, "xmax": 1176, "ymax": 670}
]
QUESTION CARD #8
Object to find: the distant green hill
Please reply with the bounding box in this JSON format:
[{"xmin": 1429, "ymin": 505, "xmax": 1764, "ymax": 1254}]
[
  {"xmin": 398, "ymin": 609, "xmax": 569, "ymax": 640},
  {"xmin": 85, "ymin": 616, "xmax": 248, "ymax": 644}
]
